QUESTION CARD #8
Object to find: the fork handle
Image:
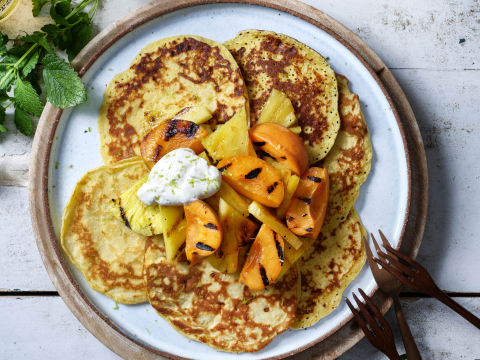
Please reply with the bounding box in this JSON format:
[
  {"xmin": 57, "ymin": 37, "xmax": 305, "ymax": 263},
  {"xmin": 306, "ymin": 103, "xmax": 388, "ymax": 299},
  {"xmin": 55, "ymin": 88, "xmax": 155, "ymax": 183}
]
[
  {"xmin": 432, "ymin": 287, "xmax": 480, "ymax": 330},
  {"xmin": 392, "ymin": 295, "xmax": 423, "ymax": 360}
]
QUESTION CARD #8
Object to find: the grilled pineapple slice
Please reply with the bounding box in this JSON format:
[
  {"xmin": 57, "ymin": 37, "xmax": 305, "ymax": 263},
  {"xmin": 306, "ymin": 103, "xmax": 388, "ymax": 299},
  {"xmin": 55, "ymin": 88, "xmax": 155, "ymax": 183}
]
[
  {"xmin": 257, "ymin": 89, "xmax": 297, "ymax": 128},
  {"xmin": 160, "ymin": 205, "xmax": 187, "ymax": 262},
  {"xmin": 110, "ymin": 176, "xmax": 163, "ymax": 236},
  {"xmin": 201, "ymin": 111, "xmax": 256, "ymax": 161},
  {"xmin": 207, "ymin": 199, "xmax": 258, "ymax": 273},
  {"xmin": 144, "ymin": 105, "xmax": 212, "ymax": 135}
]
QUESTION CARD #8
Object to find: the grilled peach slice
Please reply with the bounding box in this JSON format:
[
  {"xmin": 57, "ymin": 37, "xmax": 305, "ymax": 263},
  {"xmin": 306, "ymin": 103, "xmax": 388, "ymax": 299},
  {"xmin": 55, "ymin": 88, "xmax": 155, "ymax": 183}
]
[
  {"xmin": 286, "ymin": 167, "xmax": 329, "ymax": 238},
  {"xmin": 239, "ymin": 224, "xmax": 284, "ymax": 291},
  {"xmin": 140, "ymin": 119, "xmax": 207, "ymax": 169},
  {"xmin": 217, "ymin": 155, "xmax": 284, "ymax": 207},
  {"xmin": 185, "ymin": 200, "xmax": 222, "ymax": 266},
  {"xmin": 249, "ymin": 123, "xmax": 308, "ymax": 176}
]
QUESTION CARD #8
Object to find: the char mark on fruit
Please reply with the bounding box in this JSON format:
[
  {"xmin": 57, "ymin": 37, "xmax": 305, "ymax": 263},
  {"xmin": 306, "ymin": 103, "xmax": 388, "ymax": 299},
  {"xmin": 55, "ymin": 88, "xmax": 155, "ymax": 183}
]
[
  {"xmin": 274, "ymin": 236, "xmax": 284, "ymax": 265},
  {"xmin": 298, "ymin": 197, "xmax": 311, "ymax": 204},
  {"xmin": 253, "ymin": 141, "xmax": 266, "ymax": 147},
  {"xmin": 267, "ymin": 181, "xmax": 278, "ymax": 194},
  {"xmin": 259, "ymin": 265, "xmax": 270, "ymax": 287},
  {"xmin": 307, "ymin": 176, "xmax": 322, "ymax": 183},
  {"xmin": 245, "ymin": 167, "xmax": 262, "ymax": 179},
  {"xmin": 305, "ymin": 227, "xmax": 313, "ymax": 232},
  {"xmin": 117, "ymin": 199, "xmax": 131, "ymax": 229},
  {"xmin": 164, "ymin": 119, "xmax": 200, "ymax": 140},
  {"xmin": 153, "ymin": 145, "xmax": 162, "ymax": 161},
  {"xmin": 288, "ymin": 216, "xmax": 294, "ymax": 222},
  {"xmin": 204, "ymin": 223, "xmax": 218, "ymax": 230},
  {"xmin": 196, "ymin": 242, "xmax": 215, "ymax": 251},
  {"xmin": 218, "ymin": 163, "xmax": 232, "ymax": 173}
]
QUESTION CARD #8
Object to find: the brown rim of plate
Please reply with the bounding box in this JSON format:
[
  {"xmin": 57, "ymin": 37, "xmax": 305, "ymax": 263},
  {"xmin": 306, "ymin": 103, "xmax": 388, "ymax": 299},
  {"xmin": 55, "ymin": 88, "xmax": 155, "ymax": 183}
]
[{"xmin": 30, "ymin": 1, "xmax": 420, "ymax": 359}]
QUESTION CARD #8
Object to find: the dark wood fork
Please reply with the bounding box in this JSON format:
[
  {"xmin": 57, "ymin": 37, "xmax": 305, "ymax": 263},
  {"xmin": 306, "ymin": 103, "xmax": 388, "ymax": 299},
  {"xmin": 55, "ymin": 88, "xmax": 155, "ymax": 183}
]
[
  {"xmin": 365, "ymin": 232, "xmax": 422, "ymax": 360},
  {"xmin": 346, "ymin": 288, "xmax": 402, "ymax": 360},
  {"xmin": 372, "ymin": 232, "xmax": 480, "ymax": 330}
]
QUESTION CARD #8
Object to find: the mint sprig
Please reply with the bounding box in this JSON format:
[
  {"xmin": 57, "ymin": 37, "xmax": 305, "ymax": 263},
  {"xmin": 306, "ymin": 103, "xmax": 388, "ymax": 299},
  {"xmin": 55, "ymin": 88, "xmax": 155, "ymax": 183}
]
[{"xmin": 0, "ymin": 0, "xmax": 98, "ymax": 136}]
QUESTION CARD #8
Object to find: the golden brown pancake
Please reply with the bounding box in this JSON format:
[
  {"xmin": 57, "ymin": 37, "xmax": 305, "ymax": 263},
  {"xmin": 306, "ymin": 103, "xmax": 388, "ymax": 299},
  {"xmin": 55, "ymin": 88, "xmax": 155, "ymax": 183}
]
[
  {"xmin": 98, "ymin": 35, "xmax": 249, "ymax": 165},
  {"xmin": 293, "ymin": 208, "xmax": 366, "ymax": 328},
  {"xmin": 61, "ymin": 157, "xmax": 155, "ymax": 304},
  {"xmin": 319, "ymin": 74, "xmax": 372, "ymax": 232},
  {"xmin": 144, "ymin": 236, "xmax": 298, "ymax": 352},
  {"xmin": 225, "ymin": 30, "xmax": 340, "ymax": 165}
]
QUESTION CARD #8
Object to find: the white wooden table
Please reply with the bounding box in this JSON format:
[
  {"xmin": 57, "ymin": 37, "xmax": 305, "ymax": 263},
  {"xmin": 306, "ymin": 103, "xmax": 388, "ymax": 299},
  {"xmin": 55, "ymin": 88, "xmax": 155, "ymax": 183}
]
[{"xmin": 1, "ymin": 0, "xmax": 479, "ymax": 359}]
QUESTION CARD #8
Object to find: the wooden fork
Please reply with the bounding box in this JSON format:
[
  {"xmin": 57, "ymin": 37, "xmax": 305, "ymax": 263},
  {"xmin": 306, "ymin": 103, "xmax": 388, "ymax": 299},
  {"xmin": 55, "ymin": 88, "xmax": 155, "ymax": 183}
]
[
  {"xmin": 346, "ymin": 288, "xmax": 402, "ymax": 360},
  {"xmin": 365, "ymin": 232, "xmax": 422, "ymax": 360},
  {"xmin": 372, "ymin": 231, "xmax": 480, "ymax": 330}
]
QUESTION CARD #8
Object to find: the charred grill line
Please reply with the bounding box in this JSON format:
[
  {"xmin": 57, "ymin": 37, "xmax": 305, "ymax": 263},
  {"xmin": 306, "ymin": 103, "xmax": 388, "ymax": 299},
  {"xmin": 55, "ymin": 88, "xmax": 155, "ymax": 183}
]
[
  {"xmin": 253, "ymin": 141, "xmax": 266, "ymax": 147},
  {"xmin": 116, "ymin": 198, "xmax": 132, "ymax": 229},
  {"xmin": 288, "ymin": 216, "xmax": 294, "ymax": 222},
  {"xmin": 153, "ymin": 145, "xmax": 162, "ymax": 161},
  {"xmin": 204, "ymin": 223, "xmax": 218, "ymax": 230},
  {"xmin": 298, "ymin": 197, "xmax": 311, "ymax": 204},
  {"xmin": 274, "ymin": 236, "xmax": 284, "ymax": 265},
  {"xmin": 305, "ymin": 227, "xmax": 313, "ymax": 232},
  {"xmin": 218, "ymin": 163, "xmax": 232, "ymax": 173},
  {"xmin": 196, "ymin": 242, "xmax": 215, "ymax": 251},
  {"xmin": 164, "ymin": 119, "xmax": 200, "ymax": 140},
  {"xmin": 267, "ymin": 181, "xmax": 278, "ymax": 194},
  {"xmin": 245, "ymin": 167, "xmax": 262, "ymax": 179},
  {"xmin": 307, "ymin": 176, "xmax": 322, "ymax": 183},
  {"xmin": 259, "ymin": 265, "xmax": 270, "ymax": 287}
]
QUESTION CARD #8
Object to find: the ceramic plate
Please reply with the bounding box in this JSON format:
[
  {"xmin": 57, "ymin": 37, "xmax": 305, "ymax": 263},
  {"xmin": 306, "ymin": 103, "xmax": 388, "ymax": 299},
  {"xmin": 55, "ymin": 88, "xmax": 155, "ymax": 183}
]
[{"xmin": 47, "ymin": 3, "xmax": 409, "ymax": 359}]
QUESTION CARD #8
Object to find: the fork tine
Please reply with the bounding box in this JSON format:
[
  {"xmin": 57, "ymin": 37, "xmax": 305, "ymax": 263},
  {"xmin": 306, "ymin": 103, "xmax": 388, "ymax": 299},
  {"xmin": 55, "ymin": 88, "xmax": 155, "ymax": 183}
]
[
  {"xmin": 345, "ymin": 297, "xmax": 374, "ymax": 342},
  {"xmin": 377, "ymin": 250, "xmax": 417, "ymax": 278},
  {"xmin": 382, "ymin": 243, "xmax": 418, "ymax": 268},
  {"xmin": 358, "ymin": 288, "xmax": 391, "ymax": 331},
  {"xmin": 378, "ymin": 229, "xmax": 392, "ymax": 247},
  {"xmin": 373, "ymin": 257, "xmax": 412, "ymax": 288},
  {"xmin": 370, "ymin": 232, "xmax": 382, "ymax": 254},
  {"xmin": 352, "ymin": 292, "xmax": 381, "ymax": 335},
  {"xmin": 363, "ymin": 236, "xmax": 380, "ymax": 272}
]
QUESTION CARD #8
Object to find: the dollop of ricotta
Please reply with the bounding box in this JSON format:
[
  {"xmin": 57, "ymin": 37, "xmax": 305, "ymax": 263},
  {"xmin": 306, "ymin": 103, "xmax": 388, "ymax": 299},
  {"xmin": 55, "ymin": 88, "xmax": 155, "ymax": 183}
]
[{"xmin": 137, "ymin": 148, "xmax": 221, "ymax": 206}]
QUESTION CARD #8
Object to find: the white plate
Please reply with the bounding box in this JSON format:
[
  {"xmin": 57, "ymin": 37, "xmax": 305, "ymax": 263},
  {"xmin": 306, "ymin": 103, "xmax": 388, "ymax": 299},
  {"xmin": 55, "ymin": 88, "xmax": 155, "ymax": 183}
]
[{"xmin": 47, "ymin": 3, "xmax": 409, "ymax": 359}]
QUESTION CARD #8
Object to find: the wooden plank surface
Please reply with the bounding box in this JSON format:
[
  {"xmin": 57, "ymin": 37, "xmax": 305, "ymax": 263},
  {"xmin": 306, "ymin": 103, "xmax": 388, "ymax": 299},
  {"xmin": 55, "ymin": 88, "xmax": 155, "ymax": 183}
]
[{"xmin": 1, "ymin": 0, "xmax": 479, "ymax": 358}]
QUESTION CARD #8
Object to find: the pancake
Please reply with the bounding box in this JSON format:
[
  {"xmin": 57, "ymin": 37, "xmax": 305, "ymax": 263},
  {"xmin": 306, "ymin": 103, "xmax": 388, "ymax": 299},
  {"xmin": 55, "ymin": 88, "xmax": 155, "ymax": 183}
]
[
  {"xmin": 293, "ymin": 208, "xmax": 366, "ymax": 329},
  {"xmin": 98, "ymin": 35, "xmax": 249, "ymax": 165},
  {"xmin": 61, "ymin": 157, "xmax": 155, "ymax": 304},
  {"xmin": 319, "ymin": 74, "xmax": 372, "ymax": 232},
  {"xmin": 144, "ymin": 236, "xmax": 298, "ymax": 353},
  {"xmin": 225, "ymin": 30, "xmax": 340, "ymax": 165}
]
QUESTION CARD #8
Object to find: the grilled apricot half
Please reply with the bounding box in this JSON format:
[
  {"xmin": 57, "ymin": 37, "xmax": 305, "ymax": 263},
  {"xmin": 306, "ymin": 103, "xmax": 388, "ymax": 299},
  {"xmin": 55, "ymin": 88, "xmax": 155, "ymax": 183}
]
[
  {"xmin": 286, "ymin": 167, "xmax": 329, "ymax": 238},
  {"xmin": 140, "ymin": 119, "xmax": 207, "ymax": 169},
  {"xmin": 249, "ymin": 123, "xmax": 308, "ymax": 176},
  {"xmin": 217, "ymin": 155, "xmax": 284, "ymax": 207},
  {"xmin": 185, "ymin": 200, "xmax": 222, "ymax": 266},
  {"xmin": 239, "ymin": 224, "xmax": 284, "ymax": 291}
]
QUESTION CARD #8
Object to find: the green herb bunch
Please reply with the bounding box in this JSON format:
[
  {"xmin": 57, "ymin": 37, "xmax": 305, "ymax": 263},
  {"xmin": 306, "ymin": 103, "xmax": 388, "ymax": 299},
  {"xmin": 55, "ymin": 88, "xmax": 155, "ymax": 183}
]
[{"xmin": 0, "ymin": 0, "xmax": 99, "ymax": 135}]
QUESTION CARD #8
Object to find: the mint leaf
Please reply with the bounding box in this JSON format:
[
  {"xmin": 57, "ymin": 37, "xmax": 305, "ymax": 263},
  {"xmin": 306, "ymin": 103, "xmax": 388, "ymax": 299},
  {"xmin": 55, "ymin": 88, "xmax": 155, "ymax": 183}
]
[
  {"xmin": 50, "ymin": 2, "xmax": 70, "ymax": 26},
  {"xmin": 14, "ymin": 106, "xmax": 33, "ymax": 136},
  {"xmin": 42, "ymin": 54, "xmax": 87, "ymax": 108},
  {"xmin": 0, "ymin": 55, "xmax": 17, "ymax": 91},
  {"xmin": 0, "ymin": 124, "xmax": 7, "ymax": 133},
  {"xmin": 7, "ymin": 44, "xmax": 31, "ymax": 57},
  {"xmin": 0, "ymin": 90, "xmax": 10, "ymax": 103},
  {"xmin": 14, "ymin": 77, "xmax": 45, "ymax": 117},
  {"xmin": 67, "ymin": 22, "xmax": 91, "ymax": 62},
  {"xmin": 21, "ymin": 49, "xmax": 41, "ymax": 78},
  {"xmin": 27, "ymin": 73, "xmax": 42, "ymax": 95},
  {"xmin": 0, "ymin": 33, "xmax": 8, "ymax": 56},
  {"xmin": 0, "ymin": 105, "xmax": 6, "ymax": 128},
  {"xmin": 19, "ymin": 32, "xmax": 54, "ymax": 54},
  {"xmin": 32, "ymin": 0, "xmax": 53, "ymax": 17},
  {"xmin": 54, "ymin": 0, "xmax": 72, "ymax": 19}
]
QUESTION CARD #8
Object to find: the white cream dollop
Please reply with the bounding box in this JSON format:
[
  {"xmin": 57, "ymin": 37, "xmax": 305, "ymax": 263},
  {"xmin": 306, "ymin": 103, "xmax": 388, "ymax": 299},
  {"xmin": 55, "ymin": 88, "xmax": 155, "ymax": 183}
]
[{"xmin": 137, "ymin": 148, "xmax": 221, "ymax": 206}]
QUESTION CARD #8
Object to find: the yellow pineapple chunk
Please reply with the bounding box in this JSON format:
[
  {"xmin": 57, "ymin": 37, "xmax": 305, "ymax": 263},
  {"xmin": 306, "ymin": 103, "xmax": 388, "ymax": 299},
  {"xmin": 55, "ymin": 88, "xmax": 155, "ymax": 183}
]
[
  {"xmin": 198, "ymin": 151, "xmax": 212, "ymax": 165},
  {"xmin": 248, "ymin": 201, "xmax": 303, "ymax": 250},
  {"xmin": 110, "ymin": 176, "xmax": 163, "ymax": 236},
  {"xmin": 263, "ymin": 157, "xmax": 291, "ymax": 185},
  {"xmin": 257, "ymin": 89, "xmax": 297, "ymax": 128},
  {"xmin": 289, "ymin": 126, "xmax": 302, "ymax": 135},
  {"xmin": 276, "ymin": 174, "xmax": 300, "ymax": 219},
  {"xmin": 201, "ymin": 111, "xmax": 256, "ymax": 161},
  {"xmin": 160, "ymin": 205, "xmax": 187, "ymax": 262},
  {"xmin": 208, "ymin": 199, "xmax": 258, "ymax": 273}
]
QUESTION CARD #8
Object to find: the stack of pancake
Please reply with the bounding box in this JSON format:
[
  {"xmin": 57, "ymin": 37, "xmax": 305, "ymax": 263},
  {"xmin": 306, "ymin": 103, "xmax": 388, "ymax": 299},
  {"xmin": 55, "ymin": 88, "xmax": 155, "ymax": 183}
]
[{"xmin": 61, "ymin": 31, "xmax": 372, "ymax": 352}]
